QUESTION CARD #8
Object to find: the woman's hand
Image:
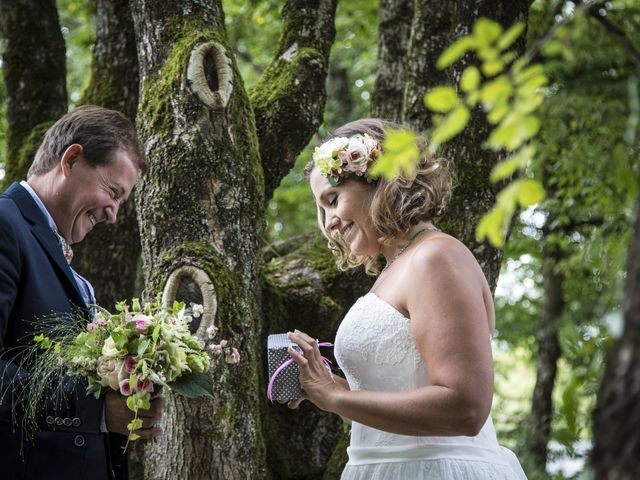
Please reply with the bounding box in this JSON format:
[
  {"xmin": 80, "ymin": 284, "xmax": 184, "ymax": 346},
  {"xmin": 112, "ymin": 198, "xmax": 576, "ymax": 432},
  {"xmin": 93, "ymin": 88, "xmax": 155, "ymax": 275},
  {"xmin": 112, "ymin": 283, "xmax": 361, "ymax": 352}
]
[{"xmin": 287, "ymin": 330, "xmax": 346, "ymax": 412}]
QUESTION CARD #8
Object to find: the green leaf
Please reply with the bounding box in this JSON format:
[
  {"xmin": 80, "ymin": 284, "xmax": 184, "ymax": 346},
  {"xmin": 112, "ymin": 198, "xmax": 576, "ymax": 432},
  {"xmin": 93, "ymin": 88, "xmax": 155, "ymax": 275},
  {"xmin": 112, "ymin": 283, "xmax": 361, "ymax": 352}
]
[
  {"xmin": 496, "ymin": 22, "xmax": 525, "ymax": 51},
  {"xmin": 112, "ymin": 331, "xmax": 128, "ymax": 350},
  {"xmin": 460, "ymin": 66, "xmax": 481, "ymax": 93},
  {"xmin": 128, "ymin": 418, "xmax": 143, "ymax": 431},
  {"xmin": 514, "ymin": 93, "xmax": 544, "ymax": 114},
  {"xmin": 514, "ymin": 64, "xmax": 545, "ymax": 86},
  {"xmin": 432, "ymin": 105, "xmax": 470, "ymax": 145},
  {"xmin": 370, "ymin": 129, "xmax": 420, "ymax": 180},
  {"xmin": 490, "ymin": 145, "xmax": 536, "ymax": 182},
  {"xmin": 424, "ymin": 86, "xmax": 459, "ymax": 113},
  {"xmin": 473, "ymin": 18, "xmax": 503, "ymax": 45},
  {"xmin": 487, "ymin": 113, "xmax": 540, "ymax": 151},
  {"xmin": 137, "ymin": 338, "xmax": 150, "ymax": 357},
  {"xmin": 542, "ymin": 40, "xmax": 563, "ymax": 57},
  {"xmin": 476, "ymin": 207, "xmax": 507, "ymax": 248},
  {"xmin": 437, "ymin": 36, "xmax": 474, "ymax": 69},
  {"xmin": 480, "ymin": 75, "xmax": 512, "ymax": 110},
  {"xmin": 482, "ymin": 59, "xmax": 504, "ymax": 77},
  {"xmin": 168, "ymin": 371, "xmax": 214, "ymax": 398},
  {"xmin": 517, "ymin": 74, "xmax": 549, "ymax": 96},
  {"xmin": 516, "ymin": 179, "xmax": 546, "ymax": 206},
  {"xmin": 487, "ymin": 101, "xmax": 510, "ymax": 124},
  {"xmin": 126, "ymin": 395, "xmax": 138, "ymax": 412}
]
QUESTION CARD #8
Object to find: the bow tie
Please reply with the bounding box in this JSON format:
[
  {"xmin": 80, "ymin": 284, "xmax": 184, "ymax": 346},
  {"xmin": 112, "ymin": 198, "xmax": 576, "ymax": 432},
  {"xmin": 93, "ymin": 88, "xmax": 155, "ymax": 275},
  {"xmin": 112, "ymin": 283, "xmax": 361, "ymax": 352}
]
[{"xmin": 55, "ymin": 232, "xmax": 74, "ymax": 264}]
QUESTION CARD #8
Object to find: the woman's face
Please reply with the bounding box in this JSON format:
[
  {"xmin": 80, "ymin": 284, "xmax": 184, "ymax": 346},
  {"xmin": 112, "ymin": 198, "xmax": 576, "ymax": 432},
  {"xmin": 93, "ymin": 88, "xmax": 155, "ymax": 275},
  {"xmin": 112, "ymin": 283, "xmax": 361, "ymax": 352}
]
[{"xmin": 309, "ymin": 167, "xmax": 379, "ymax": 256}]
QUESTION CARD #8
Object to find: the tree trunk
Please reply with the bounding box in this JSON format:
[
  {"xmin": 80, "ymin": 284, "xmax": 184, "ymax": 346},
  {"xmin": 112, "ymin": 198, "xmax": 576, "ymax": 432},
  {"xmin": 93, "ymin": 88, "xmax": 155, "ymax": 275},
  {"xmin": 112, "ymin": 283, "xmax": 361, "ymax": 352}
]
[
  {"xmin": 0, "ymin": 0, "xmax": 67, "ymax": 188},
  {"xmin": 130, "ymin": 1, "xmax": 267, "ymax": 477},
  {"xmin": 528, "ymin": 243, "xmax": 563, "ymax": 472},
  {"xmin": 72, "ymin": 0, "xmax": 141, "ymax": 309},
  {"xmin": 591, "ymin": 196, "xmax": 640, "ymax": 478},
  {"xmin": 370, "ymin": 0, "xmax": 413, "ymax": 121},
  {"xmin": 402, "ymin": 0, "xmax": 530, "ymax": 289},
  {"xmin": 261, "ymin": 234, "xmax": 374, "ymax": 479},
  {"xmin": 251, "ymin": 0, "xmax": 337, "ymax": 202}
]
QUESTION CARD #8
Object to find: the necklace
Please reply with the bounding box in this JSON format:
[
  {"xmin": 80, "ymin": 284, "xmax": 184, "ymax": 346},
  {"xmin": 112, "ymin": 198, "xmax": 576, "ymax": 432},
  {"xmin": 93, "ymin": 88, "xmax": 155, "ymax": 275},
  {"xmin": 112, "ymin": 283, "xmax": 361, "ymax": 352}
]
[{"xmin": 381, "ymin": 225, "xmax": 439, "ymax": 273}]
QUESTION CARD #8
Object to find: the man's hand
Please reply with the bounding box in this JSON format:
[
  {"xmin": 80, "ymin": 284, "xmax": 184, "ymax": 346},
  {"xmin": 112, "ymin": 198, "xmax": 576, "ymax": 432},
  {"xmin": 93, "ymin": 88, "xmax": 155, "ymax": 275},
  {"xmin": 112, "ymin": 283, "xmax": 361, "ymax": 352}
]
[{"xmin": 104, "ymin": 391, "xmax": 163, "ymax": 439}]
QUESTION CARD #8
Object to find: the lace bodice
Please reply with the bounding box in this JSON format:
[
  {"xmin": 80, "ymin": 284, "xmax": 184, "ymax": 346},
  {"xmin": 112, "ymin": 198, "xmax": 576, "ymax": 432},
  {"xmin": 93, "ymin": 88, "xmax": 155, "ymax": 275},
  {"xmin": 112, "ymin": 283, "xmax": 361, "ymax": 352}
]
[{"xmin": 334, "ymin": 293, "xmax": 511, "ymax": 458}]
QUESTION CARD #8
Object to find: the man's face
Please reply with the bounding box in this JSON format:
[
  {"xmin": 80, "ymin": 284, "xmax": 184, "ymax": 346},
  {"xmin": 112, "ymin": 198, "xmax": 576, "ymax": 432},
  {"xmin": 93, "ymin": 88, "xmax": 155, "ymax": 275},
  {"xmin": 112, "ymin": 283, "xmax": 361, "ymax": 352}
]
[{"xmin": 56, "ymin": 147, "xmax": 139, "ymax": 244}]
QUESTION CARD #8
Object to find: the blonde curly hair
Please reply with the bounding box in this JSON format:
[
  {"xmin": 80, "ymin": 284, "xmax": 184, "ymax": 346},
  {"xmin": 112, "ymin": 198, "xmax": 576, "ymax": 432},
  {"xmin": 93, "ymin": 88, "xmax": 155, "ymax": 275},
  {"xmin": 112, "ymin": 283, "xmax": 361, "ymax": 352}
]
[{"xmin": 305, "ymin": 118, "xmax": 454, "ymax": 275}]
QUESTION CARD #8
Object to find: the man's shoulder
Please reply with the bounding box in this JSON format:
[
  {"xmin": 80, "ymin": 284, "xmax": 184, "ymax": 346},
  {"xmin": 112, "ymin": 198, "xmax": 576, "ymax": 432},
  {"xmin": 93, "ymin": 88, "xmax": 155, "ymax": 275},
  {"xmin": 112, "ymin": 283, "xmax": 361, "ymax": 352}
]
[{"xmin": 0, "ymin": 193, "xmax": 24, "ymax": 224}]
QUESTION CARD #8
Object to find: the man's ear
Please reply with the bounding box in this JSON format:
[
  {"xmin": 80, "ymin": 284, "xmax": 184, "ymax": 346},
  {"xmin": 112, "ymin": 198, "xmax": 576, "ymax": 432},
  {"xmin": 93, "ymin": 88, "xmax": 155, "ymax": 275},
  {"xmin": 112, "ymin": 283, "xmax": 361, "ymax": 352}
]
[{"xmin": 60, "ymin": 144, "xmax": 84, "ymax": 177}]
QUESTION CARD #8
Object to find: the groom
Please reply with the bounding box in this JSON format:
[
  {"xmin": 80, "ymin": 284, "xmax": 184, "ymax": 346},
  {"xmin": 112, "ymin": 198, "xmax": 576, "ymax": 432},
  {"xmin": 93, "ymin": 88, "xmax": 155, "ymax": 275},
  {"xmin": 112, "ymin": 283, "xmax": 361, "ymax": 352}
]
[{"xmin": 0, "ymin": 106, "xmax": 162, "ymax": 479}]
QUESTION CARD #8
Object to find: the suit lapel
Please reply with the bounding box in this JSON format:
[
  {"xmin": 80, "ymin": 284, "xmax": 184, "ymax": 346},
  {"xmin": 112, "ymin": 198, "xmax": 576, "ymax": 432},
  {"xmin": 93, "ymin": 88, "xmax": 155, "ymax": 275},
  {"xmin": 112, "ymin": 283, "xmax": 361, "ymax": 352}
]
[{"xmin": 6, "ymin": 183, "xmax": 87, "ymax": 309}]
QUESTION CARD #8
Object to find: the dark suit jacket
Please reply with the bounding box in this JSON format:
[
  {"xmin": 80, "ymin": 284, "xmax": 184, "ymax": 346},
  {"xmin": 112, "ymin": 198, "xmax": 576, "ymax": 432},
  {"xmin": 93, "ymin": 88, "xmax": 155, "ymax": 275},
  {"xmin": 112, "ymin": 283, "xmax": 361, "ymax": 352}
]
[{"xmin": 0, "ymin": 183, "xmax": 127, "ymax": 480}]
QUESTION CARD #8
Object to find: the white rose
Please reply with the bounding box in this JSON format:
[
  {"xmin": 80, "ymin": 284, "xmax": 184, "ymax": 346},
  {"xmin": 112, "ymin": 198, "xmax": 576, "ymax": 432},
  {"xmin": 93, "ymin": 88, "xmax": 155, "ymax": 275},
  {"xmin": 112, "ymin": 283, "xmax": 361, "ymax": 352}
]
[
  {"xmin": 101, "ymin": 336, "xmax": 121, "ymax": 359},
  {"xmin": 343, "ymin": 137, "xmax": 369, "ymax": 173},
  {"xmin": 318, "ymin": 137, "xmax": 349, "ymax": 160},
  {"xmin": 97, "ymin": 357, "xmax": 126, "ymax": 391}
]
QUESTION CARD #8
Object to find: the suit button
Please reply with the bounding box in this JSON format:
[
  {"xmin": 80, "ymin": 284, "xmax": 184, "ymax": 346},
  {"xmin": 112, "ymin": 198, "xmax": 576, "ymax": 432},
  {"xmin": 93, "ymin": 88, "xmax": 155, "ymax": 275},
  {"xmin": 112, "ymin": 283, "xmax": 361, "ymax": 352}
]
[
  {"xmin": 46, "ymin": 416, "xmax": 55, "ymax": 425},
  {"xmin": 72, "ymin": 417, "xmax": 81, "ymax": 427},
  {"xmin": 73, "ymin": 435, "xmax": 85, "ymax": 447},
  {"xmin": 63, "ymin": 418, "xmax": 72, "ymax": 427},
  {"xmin": 55, "ymin": 417, "xmax": 63, "ymax": 426}
]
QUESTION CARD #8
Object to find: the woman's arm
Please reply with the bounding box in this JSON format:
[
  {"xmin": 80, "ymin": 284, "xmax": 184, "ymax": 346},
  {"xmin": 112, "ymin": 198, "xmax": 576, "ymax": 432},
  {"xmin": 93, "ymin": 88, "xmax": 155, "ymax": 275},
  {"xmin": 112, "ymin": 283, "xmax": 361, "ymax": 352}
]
[{"xmin": 288, "ymin": 238, "xmax": 494, "ymax": 437}]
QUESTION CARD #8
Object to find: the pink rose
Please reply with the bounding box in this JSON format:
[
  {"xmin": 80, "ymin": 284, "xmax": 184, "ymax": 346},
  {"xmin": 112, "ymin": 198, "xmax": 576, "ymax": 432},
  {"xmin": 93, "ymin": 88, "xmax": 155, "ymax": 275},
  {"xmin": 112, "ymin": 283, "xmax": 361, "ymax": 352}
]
[
  {"xmin": 124, "ymin": 356, "xmax": 137, "ymax": 374},
  {"xmin": 135, "ymin": 378, "xmax": 154, "ymax": 393},
  {"xmin": 219, "ymin": 339, "xmax": 228, "ymax": 348},
  {"xmin": 119, "ymin": 378, "xmax": 132, "ymax": 396},
  {"xmin": 130, "ymin": 314, "xmax": 153, "ymax": 333}
]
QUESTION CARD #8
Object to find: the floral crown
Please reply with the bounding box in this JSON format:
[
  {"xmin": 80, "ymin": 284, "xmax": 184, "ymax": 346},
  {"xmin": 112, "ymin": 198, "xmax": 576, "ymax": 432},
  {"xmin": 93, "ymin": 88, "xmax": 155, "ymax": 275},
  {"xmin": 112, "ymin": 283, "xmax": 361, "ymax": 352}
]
[{"xmin": 313, "ymin": 133, "xmax": 380, "ymax": 187}]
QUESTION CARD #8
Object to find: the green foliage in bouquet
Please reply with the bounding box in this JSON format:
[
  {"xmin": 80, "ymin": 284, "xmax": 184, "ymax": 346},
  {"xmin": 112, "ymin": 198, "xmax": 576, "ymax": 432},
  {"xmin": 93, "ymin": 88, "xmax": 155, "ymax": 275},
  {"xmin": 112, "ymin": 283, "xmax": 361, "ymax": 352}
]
[{"xmin": 2, "ymin": 296, "xmax": 234, "ymax": 446}]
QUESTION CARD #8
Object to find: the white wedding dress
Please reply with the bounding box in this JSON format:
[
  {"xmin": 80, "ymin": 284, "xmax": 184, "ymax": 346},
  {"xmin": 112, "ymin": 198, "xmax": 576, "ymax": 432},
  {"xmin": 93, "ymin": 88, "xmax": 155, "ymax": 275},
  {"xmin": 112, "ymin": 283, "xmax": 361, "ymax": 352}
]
[{"xmin": 334, "ymin": 293, "xmax": 527, "ymax": 479}]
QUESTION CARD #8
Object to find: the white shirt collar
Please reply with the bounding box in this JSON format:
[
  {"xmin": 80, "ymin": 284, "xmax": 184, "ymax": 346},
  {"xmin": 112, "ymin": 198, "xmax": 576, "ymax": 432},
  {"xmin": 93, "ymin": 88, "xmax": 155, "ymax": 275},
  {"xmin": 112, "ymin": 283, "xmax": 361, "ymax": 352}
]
[{"xmin": 20, "ymin": 180, "xmax": 59, "ymax": 233}]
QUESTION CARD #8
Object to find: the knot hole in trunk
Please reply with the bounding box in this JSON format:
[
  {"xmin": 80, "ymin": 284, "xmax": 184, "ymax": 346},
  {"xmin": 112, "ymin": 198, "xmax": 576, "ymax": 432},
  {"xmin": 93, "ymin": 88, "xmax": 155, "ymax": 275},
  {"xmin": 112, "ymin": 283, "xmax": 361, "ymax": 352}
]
[
  {"xmin": 187, "ymin": 42, "xmax": 233, "ymax": 110},
  {"xmin": 162, "ymin": 265, "xmax": 218, "ymax": 337}
]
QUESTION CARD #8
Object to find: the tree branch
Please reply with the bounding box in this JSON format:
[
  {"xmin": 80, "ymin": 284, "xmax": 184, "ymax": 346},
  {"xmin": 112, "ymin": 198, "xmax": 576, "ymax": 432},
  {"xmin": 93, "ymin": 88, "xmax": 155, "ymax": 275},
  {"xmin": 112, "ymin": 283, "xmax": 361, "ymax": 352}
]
[
  {"xmin": 588, "ymin": 5, "xmax": 640, "ymax": 68},
  {"xmin": 250, "ymin": 0, "xmax": 338, "ymax": 202}
]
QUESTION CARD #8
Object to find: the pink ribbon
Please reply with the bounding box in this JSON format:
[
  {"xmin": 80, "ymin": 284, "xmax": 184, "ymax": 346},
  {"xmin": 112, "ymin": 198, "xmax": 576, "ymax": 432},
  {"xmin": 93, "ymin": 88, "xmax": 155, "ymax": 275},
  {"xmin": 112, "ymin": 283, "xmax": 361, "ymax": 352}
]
[{"xmin": 267, "ymin": 342, "xmax": 333, "ymax": 402}]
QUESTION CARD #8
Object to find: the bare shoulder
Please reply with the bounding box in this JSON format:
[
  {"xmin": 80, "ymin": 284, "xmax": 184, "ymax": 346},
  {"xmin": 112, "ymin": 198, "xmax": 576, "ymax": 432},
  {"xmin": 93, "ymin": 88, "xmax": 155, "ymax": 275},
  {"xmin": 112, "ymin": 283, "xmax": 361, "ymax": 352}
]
[
  {"xmin": 401, "ymin": 232, "xmax": 495, "ymax": 331},
  {"xmin": 407, "ymin": 233, "xmax": 481, "ymax": 280}
]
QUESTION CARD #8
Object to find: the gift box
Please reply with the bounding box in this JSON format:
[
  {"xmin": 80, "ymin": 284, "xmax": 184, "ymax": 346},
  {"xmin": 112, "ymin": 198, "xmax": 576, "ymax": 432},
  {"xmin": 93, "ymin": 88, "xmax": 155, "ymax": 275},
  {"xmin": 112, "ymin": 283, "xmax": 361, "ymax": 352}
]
[{"xmin": 266, "ymin": 333, "xmax": 301, "ymax": 402}]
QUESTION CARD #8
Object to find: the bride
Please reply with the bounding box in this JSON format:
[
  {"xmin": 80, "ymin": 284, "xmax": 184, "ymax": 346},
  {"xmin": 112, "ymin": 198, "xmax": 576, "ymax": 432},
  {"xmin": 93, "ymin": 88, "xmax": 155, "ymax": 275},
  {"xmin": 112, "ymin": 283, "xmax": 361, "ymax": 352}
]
[{"xmin": 286, "ymin": 118, "xmax": 527, "ymax": 479}]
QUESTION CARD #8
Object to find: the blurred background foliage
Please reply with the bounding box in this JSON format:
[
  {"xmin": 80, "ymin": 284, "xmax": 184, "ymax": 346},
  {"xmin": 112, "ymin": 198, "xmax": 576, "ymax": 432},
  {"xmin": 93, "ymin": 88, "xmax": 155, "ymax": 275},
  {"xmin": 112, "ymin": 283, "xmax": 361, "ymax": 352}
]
[{"xmin": 0, "ymin": 0, "xmax": 638, "ymax": 478}]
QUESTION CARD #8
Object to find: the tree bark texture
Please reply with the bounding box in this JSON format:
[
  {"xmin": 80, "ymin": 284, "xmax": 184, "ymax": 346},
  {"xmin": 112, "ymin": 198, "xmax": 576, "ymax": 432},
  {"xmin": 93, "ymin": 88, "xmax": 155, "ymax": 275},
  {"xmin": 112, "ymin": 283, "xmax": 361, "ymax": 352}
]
[
  {"xmin": 528, "ymin": 244, "xmax": 563, "ymax": 472},
  {"xmin": 251, "ymin": 0, "xmax": 337, "ymax": 202},
  {"xmin": 591, "ymin": 196, "xmax": 640, "ymax": 479},
  {"xmin": 0, "ymin": 0, "xmax": 67, "ymax": 188},
  {"xmin": 261, "ymin": 234, "xmax": 374, "ymax": 479},
  {"xmin": 401, "ymin": 0, "xmax": 531, "ymax": 289},
  {"xmin": 72, "ymin": 0, "xmax": 142, "ymax": 309},
  {"xmin": 130, "ymin": 1, "xmax": 267, "ymax": 477},
  {"xmin": 370, "ymin": 0, "xmax": 413, "ymax": 121}
]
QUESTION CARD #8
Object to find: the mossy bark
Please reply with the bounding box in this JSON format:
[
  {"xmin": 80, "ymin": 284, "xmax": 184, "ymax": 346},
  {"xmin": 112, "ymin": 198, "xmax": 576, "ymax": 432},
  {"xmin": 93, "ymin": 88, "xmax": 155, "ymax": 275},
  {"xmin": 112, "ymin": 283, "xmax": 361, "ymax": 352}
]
[
  {"xmin": 591, "ymin": 196, "xmax": 640, "ymax": 478},
  {"xmin": 0, "ymin": 0, "xmax": 67, "ymax": 189},
  {"xmin": 261, "ymin": 234, "xmax": 374, "ymax": 479},
  {"xmin": 370, "ymin": 0, "xmax": 414, "ymax": 121},
  {"xmin": 130, "ymin": 1, "xmax": 267, "ymax": 477},
  {"xmin": 401, "ymin": 0, "xmax": 530, "ymax": 290},
  {"xmin": 72, "ymin": 0, "xmax": 141, "ymax": 309},
  {"xmin": 250, "ymin": 0, "xmax": 337, "ymax": 202}
]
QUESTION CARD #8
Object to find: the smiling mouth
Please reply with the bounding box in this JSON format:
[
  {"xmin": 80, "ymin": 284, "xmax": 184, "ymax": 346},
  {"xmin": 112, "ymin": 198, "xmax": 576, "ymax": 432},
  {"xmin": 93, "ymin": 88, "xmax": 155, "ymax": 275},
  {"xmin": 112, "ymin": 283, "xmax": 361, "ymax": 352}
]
[{"xmin": 88, "ymin": 213, "xmax": 97, "ymax": 227}]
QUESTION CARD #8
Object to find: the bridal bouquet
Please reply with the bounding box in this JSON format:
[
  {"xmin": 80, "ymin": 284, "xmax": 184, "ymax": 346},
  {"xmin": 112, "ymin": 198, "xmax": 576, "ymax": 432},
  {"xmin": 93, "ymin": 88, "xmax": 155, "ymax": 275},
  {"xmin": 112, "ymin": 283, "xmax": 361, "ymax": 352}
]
[{"xmin": 11, "ymin": 296, "xmax": 237, "ymax": 443}]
